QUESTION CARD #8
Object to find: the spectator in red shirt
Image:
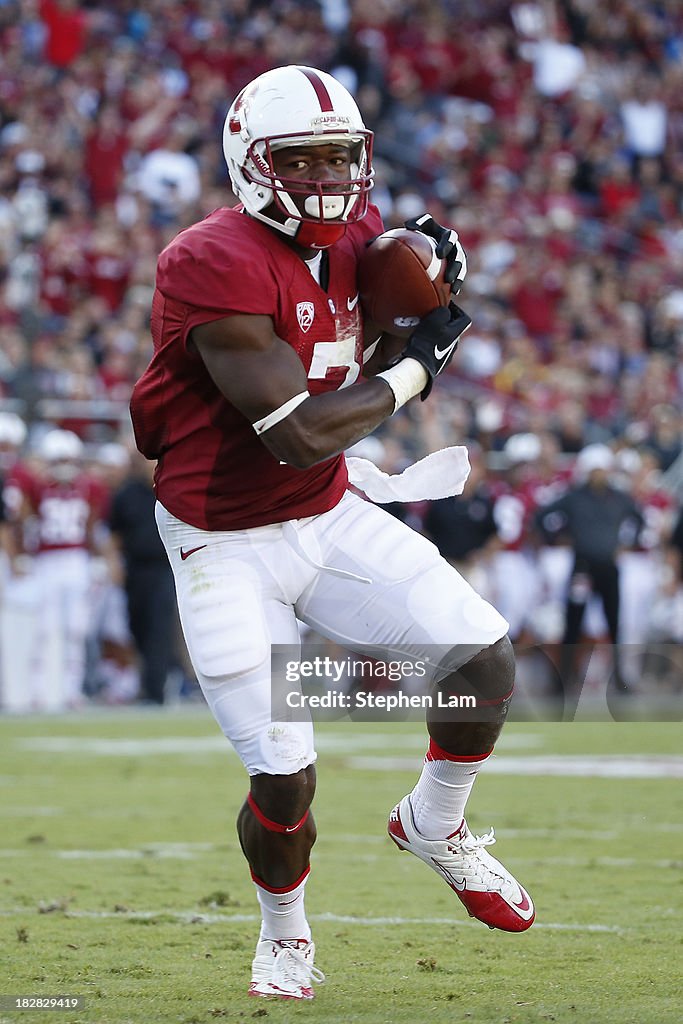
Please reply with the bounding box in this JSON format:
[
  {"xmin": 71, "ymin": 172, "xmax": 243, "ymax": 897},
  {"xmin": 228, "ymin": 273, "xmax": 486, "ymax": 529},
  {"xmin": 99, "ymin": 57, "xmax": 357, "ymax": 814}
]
[{"xmin": 40, "ymin": 0, "xmax": 88, "ymax": 68}]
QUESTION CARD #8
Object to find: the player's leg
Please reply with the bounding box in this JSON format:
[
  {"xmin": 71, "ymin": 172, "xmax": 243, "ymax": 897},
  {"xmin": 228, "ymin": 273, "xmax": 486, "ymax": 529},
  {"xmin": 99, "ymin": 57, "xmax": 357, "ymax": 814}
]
[
  {"xmin": 31, "ymin": 555, "xmax": 67, "ymax": 711},
  {"xmin": 60, "ymin": 551, "xmax": 92, "ymax": 708},
  {"xmin": 490, "ymin": 550, "xmax": 539, "ymax": 642},
  {"xmin": 125, "ymin": 564, "xmax": 176, "ymax": 703},
  {"xmin": 393, "ymin": 632, "xmax": 533, "ymax": 931},
  {"xmin": 559, "ymin": 557, "xmax": 591, "ymax": 703},
  {"xmin": 0, "ymin": 568, "xmax": 41, "ymax": 712},
  {"xmin": 592, "ymin": 559, "xmax": 630, "ymax": 696},
  {"xmin": 155, "ymin": 504, "xmax": 323, "ymax": 998},
  {"xmin": 295, "ymin": 491, "xmax": 533, "ymax": 931}
]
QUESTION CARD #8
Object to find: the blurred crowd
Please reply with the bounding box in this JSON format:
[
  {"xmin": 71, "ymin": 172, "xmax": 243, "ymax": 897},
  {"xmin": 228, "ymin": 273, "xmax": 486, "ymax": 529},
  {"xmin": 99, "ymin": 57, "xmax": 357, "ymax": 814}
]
[{"xmin": 0, "ymin": 0, "xmax": 682, "ymax": 709}]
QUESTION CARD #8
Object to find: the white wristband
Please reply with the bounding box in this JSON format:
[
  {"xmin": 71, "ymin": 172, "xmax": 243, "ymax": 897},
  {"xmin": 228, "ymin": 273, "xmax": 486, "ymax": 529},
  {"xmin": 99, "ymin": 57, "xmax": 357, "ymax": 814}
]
[
  {"xmin": 376, "ymin": 358, "xmax": 428, "ymax": 413},
  {"xmin": 252, "ymin": 391, "xmax": 310, "ymax": 435}
]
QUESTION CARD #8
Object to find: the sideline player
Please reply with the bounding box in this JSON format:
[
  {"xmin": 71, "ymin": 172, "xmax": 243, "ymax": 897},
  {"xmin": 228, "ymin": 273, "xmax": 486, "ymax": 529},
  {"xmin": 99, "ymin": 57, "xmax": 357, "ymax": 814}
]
[
  {"xmin": 6, "ymin": 429, "xmax": 104, "ymax": 710},
  {"xmin": 131, "ymin": 65, "xmax": 534, "ymax": 1000}
]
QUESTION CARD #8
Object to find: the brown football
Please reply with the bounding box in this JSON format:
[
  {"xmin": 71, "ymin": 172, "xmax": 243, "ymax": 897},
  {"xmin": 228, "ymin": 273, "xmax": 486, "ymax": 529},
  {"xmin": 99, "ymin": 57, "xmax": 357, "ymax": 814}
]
[{"xmin": 357, "ymin": 227, "xmax": 451, "ymax": 338}]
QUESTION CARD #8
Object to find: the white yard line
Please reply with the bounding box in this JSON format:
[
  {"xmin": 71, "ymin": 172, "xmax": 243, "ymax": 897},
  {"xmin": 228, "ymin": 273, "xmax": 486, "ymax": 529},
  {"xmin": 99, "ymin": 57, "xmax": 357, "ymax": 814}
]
[
  {"xmin": 13, "ymin": 732, "xmax": 545, "ymax": 757},
  {"xmin": 0, "ymin": 906, "xmax": 623, "ymax": 933},
  {"xmin": 2, "ymin": 807, "xmax": 63, "ymax": 816},
  {"xmin": 0, "ymin": 845, "xmax": 678, "ymax": 870},
  {"xmin": 346, "ymin": 755, "xmax": 683, "ymax": 778}
]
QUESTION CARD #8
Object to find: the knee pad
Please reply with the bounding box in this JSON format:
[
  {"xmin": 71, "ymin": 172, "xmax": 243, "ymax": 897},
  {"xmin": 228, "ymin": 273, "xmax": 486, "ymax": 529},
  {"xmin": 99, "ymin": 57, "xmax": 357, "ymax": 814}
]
[{"xmin": 257, "ymin": 722, "xmax": 316, "ymax": 776}]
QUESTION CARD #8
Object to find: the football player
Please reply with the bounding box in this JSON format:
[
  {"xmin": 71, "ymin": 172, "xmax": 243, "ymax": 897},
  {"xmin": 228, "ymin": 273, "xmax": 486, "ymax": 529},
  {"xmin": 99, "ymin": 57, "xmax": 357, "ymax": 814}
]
[
  {"xmin": 7, "ymin": 429, "xmax": 105, "ymax": 710},
  {"xmin": 131, "ymin": 65, "xmax": 534, "ymax": 1000},
  {"xmin": 0, "ymin": 411, "xmax": 30, "ymax": 710}
]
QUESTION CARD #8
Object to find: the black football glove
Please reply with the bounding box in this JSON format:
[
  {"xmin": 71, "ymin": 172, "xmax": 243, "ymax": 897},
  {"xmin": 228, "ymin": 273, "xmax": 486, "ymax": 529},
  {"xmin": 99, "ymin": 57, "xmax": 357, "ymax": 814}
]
[
  {"xmin": 404, "ymin": 213, "xmax": 467, "ymax": 295},
  {"xmin": 401, "ymin": 303, "xmax": 472, "ymax": 399}
]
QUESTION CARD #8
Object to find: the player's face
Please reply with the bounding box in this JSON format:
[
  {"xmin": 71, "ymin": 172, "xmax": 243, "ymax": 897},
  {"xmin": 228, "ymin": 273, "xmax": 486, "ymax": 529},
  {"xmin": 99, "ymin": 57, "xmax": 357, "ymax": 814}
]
[
  {"xmin": 271, "ymin": 143, "xmax": 354, "ymax": 220},
  {"xmin": 0, "ymin": 443, "xmax": 17, "ymax": 471},
  {"xmin": 46, "ymin": 459, "xmax": 79, "ymax": 483}
]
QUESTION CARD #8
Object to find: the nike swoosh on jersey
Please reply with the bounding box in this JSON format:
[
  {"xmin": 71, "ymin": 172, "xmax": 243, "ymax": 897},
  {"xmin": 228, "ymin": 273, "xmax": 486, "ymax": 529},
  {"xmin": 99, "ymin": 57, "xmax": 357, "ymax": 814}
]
[
  {"xmin": 347, "ymin": 293, "xmax": 360, "ymax": 311},
  {"xmin": 434, "ymin": 339, "xmax": 458, "ymax": 361},
  {"xmin": 180, "ymin": 544, "xmax": 207, "ymax": 561}
]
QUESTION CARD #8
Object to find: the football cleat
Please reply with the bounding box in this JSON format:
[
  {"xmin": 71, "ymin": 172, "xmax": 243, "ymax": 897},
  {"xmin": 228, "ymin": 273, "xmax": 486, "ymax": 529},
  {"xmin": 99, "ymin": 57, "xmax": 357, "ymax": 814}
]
[
  {"xmin": 388, "ymin": 797, "xmax": 535, "ymax": 932},
  {"xmin": 249, "ymin": 938, "xmax": 325, "ymax": 999}
]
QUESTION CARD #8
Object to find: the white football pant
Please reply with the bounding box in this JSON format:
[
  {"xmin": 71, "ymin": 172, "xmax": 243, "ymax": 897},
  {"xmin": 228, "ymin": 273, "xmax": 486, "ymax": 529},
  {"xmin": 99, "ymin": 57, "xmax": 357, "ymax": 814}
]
[{"xmin": 156, "ymin": 491, "xmax": 508, "ymax": 775}]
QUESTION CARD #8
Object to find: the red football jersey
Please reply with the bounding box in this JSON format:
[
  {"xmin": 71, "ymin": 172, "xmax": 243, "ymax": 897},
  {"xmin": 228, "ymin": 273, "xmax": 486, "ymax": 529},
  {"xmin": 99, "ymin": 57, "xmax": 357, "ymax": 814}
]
[
  {"xmin": 492, "ymin": 470, "xmax": 571, "ymax": 551},
  {"xmin": 17, "ymin": 470, "xmax": 103, "ymax": 553},
  {"xmin": 131, "ymin": 204, "xmax": 384, "ymax": 530}
]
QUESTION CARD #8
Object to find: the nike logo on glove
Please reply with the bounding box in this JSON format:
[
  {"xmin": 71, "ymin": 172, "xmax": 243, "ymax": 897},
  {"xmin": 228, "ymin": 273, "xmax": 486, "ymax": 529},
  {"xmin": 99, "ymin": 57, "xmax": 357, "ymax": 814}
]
[
  {"xmin": 347, "ymin": 293, "xmax": 360, "ymax": 311},
  {"xmin": 434, "ymin": 339, "xmax": 459, "ymax": 361},
  {"xmin": 180, "ymin": 545, "xmax": 207, "ymax": 561}
]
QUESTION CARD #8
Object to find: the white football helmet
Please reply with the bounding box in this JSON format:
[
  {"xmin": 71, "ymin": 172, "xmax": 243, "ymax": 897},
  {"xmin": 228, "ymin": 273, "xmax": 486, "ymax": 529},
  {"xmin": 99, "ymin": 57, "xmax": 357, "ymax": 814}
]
[
  {"xmin": 0, "ymin": 411, "xmax": 26, "ymax": 471},
  {"xmin": 38, "ymin": 429, "xmax": 84, "ymax": 481},
  {"xmin": 223, "ymin": 65, "xmax": 374, "ymax": 248},
  {"xmin": 0, "ymin": 411, "xmax": 27, "ymax": 447}
]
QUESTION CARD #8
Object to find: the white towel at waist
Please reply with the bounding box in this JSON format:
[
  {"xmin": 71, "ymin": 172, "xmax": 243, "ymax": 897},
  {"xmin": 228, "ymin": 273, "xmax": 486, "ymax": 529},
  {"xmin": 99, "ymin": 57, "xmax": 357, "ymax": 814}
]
[{"xmin": 346, "ymin": 445, "xmax": 471, "ymax": 503}]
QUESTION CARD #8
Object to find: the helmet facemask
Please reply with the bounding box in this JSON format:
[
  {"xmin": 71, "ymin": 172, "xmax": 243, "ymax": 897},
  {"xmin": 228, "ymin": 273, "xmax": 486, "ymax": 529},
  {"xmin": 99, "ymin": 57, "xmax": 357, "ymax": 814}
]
[{"xmin": 241, "ymin": 133, "xmax": 373, "ymax": 247}]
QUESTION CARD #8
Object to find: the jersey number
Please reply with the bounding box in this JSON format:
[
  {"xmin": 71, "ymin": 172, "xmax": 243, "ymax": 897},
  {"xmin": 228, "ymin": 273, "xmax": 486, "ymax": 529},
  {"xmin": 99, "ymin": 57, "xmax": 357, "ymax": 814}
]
[
  {"xmin": 308, "ymin": 337, "xmax": 361, "ymax": 389},
  {"xmin": 39, "ymin": 497, "xmax": 89, "ymax": 545}
]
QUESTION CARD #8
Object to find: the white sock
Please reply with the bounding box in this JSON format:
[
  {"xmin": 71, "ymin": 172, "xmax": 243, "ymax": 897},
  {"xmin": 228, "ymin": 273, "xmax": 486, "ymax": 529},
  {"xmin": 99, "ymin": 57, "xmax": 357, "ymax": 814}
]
[
  {"xmin": 409, "ymin": 747, "xmax": 491, "ymax": 840},
  {"xmin": 254, "ymin": 871, "xmax": 311, "ymax": 942}
]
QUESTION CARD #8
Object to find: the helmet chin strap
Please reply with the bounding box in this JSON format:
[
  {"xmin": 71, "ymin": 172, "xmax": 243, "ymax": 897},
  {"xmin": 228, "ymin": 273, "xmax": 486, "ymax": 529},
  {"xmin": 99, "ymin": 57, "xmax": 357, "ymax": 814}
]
[
  {"xmin": 278, "ymin": 187, "xmax": 349, "ymax": 247},
  {"xmin": 295, "ymin": 220, "xmax": 347, "ymax": 248},
  {"xmin": 248, "ymin": 182, "xmax": 350, "ymax": 247}
]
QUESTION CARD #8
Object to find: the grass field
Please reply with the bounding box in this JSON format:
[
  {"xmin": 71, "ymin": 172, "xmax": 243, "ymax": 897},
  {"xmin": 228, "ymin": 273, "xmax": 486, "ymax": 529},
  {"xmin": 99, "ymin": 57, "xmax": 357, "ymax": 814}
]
[{"xmin": 1, "ymin": 709, "xmax": 681, "ymax": 1024}]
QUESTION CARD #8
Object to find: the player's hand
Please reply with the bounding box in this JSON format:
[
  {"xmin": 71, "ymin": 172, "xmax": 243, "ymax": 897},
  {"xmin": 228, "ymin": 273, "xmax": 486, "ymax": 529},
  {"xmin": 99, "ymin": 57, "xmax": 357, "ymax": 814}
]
[
  {"xmin": 404, "ymin": 213, "xmax": 467, "ymax": 295},
  {"xmin": 401, "ymin": 303, "xmax": 472, "ymax": 399}
]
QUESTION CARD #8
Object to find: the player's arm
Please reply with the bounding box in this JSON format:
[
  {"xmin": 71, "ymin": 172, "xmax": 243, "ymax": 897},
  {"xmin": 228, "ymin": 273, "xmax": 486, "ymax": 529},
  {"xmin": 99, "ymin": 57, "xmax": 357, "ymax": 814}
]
[
  {"xmin": 534, "ymin": 493, "xmax": 570, "ymax": 541},
  {"xmin": 1, "ymin": 488, "xmax": 32, "ymax": 573},
  {"xmin": 192, "ymin": 306, "xmax": 468, "ymax": 469},
  {"xmin": 192, "ymin": 313, "xmax": 394, "ymax": 469}
]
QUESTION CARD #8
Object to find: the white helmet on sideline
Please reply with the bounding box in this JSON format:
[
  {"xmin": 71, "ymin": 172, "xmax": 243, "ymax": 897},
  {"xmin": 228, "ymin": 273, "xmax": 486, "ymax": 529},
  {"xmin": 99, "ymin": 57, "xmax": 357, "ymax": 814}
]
[
  {"xmin": 38, "ymin": 429, "xmax": 84, "ymax": 463},
  {"xmin": 37, "ymin": 429, "xmax": 85, "ymax": 482},
  {"xmin": 0, "ymin": 411, "xmax": 27, "ymax": 447},
  {"xmin": 574, "ymin": 443, "xmax": 615, "ymax": 480}
]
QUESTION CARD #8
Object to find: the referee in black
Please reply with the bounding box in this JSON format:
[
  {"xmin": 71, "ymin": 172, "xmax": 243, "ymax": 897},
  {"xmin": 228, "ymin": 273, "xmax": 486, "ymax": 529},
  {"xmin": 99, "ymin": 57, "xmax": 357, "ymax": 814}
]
[{"xmin": 108, "ymin": 450, "xmax": 179, "ymax": 704}]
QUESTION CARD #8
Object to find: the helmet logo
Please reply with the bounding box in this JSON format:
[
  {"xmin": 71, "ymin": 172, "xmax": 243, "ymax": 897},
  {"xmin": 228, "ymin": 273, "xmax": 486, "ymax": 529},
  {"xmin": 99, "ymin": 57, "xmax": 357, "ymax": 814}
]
[
  {"xmin": 310, "ymin": 114, "xmax": 351, "ymax": 127},
  {"xmin": 296, "ymin": 301, "xmax": 315, "ymax": 333}
]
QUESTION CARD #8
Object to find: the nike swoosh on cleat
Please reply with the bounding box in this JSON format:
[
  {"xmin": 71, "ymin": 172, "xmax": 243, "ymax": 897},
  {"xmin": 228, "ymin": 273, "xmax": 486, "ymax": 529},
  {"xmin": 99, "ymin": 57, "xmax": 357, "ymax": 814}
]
[
  {"xmin": 511, "ymin": 892, "xmax": 532, "ymax": 913},
  {"xmin": 431, "ymin": 858, "xmax": 466, "ymax": 890},
  {"xmin": 347, "ymin": 293, "xmax": 360, "ymax": 311},
  {"xmin": 180, "ymin": 545, "xmax": 207, "ymax": 561},
  {"xmin": 434, "ymin": 340, "xmax": 458, "ymax": 361}
]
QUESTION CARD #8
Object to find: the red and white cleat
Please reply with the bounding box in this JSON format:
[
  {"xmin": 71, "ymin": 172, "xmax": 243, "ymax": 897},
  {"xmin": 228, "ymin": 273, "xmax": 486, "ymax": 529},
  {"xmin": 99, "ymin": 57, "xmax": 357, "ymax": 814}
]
[
  {"xmin": 388, "ymin": 796, "xmax": 535, "ymax": 932},
  {"xmin": 249, "ymin": 938, "xmax": 325, "ymax": 999}
]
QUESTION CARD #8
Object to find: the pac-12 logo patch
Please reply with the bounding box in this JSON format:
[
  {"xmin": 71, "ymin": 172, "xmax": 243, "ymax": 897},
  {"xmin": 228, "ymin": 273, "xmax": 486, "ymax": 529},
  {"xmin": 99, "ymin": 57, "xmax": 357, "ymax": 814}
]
[{"xmin": 296, "ymin": 301, "xmax": 315, "ymax": 333}]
